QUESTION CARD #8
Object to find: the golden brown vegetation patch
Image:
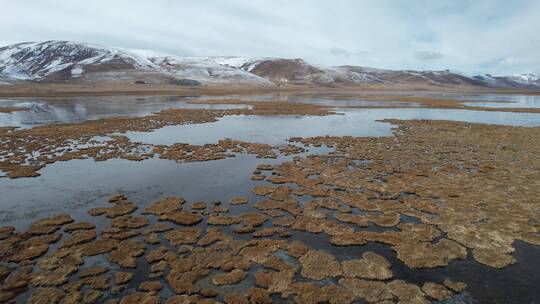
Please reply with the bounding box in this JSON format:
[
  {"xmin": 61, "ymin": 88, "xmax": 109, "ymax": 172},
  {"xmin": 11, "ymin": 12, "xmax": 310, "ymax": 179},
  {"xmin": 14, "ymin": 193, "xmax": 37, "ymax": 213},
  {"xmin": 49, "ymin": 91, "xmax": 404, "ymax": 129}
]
[
  {"xmin": 0, "ymin": 107, "xmax": 27, "ymax": 113},
  {"xmin": 0, "ymin": 117, "xmax": 539, "ymax": 302}
]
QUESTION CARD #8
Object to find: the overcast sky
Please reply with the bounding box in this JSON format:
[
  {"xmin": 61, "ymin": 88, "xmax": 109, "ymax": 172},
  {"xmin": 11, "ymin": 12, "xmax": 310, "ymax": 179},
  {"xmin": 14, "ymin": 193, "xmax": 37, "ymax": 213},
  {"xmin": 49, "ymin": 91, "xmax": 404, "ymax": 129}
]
[{"xmin": 1, "ymin": 0, "xmax": 539, "ymax": 75}]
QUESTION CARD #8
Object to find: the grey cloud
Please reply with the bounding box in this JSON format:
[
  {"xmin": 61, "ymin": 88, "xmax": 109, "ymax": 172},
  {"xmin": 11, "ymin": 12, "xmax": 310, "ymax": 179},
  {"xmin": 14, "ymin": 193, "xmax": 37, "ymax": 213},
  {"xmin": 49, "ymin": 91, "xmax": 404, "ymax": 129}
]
[
  {"xmin": 330, "ymin": 47, "xmax": 351, "ymax": 57},
  {"xmin": 1, "ymin": 0, "xmax": 539, "ymax": 74},
  {"xmin": 330, "ymin": 47, "xmax": 369, "ymax": 59},
  {"xmin": 414, "ymin": 51, "xmax": 443, "ymax": 61}
]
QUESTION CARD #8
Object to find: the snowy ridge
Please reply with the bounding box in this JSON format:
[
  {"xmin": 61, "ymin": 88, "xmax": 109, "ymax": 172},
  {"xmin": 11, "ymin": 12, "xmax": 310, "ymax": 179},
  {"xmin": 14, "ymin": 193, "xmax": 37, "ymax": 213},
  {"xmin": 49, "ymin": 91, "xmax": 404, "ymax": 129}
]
[
  {"xmin": 0, "ymin": 41, "xmax": 273, "ymax": 85},
  {"xmin": 206, "ymin": 57, "xmax": 271, "ymax": 71},
  {"xmin": 0, "ymin": 41, "xmax": 156, "ymax": 79},
  {"xmin": 506, "ymin": 74, "xmax": 540, "ymax": 85},
  {"xmin": 0, "ymin": 40, "xmax": 539, "ymax": 88},
  {"xmin": 472, "ymin": 73, "xmax": 540, "ymax": 88}
]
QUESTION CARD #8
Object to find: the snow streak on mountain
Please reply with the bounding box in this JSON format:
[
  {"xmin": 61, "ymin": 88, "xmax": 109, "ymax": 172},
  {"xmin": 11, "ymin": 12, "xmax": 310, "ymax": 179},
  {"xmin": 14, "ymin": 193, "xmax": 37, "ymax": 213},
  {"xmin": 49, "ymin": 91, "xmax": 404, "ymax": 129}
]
[{"xmin": 1, "ymin": 41, "xmax": 538, "ymax": 88}]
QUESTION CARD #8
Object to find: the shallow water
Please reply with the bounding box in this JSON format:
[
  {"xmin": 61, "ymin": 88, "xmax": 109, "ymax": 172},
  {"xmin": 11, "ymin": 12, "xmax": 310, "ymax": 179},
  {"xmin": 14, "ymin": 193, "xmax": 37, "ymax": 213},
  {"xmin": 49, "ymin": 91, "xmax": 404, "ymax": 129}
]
[
  {"xmin": 463, "ymin": 94, "xmax": 540, "ymax": 108},
  {"xmin": 234, "ymin": 91, "xmax": 540, "ymax": 109},
  {"xmin": 0, "ymin": 93, "xmax": 422, "ymax": 129},
  {"xmin": 0, "ymin": 142, "xmax": 333, "ymax": 229},
  {"xmin": 407, "ymin": 92, "xmax": 540, "ymax": 108},
  {"xmin": 0, "ymin": 95, "xmax": 249, "ymax": 128},
  {"xmin": 3, "ymin": 92, "xmax": 540, "ymax": 129},
  {"xmin": 0, "ymin": 155, "xmax": 265, "ymax": 229},
  {"xmin": 186, "ymin": 93, "xmax": 423, "ymax": 108},
  {"xmin": 126, "ymin": 108, "xmax": 540, "ymax": 145}
]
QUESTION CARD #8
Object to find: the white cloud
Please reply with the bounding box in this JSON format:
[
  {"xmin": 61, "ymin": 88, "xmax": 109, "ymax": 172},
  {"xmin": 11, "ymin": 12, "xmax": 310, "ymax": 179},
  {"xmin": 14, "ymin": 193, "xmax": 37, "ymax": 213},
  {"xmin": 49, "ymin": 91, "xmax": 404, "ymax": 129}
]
[{"xmin": 1, "ymin": 0, "xmax": 539, "ymax": 74}]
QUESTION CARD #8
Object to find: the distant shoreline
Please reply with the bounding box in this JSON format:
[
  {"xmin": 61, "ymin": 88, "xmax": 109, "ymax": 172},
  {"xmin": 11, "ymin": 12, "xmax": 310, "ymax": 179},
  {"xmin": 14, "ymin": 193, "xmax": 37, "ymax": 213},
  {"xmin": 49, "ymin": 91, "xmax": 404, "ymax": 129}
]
[{"xmin": 1, "ymin": 83, "xmax": 539, "ymax": 98}]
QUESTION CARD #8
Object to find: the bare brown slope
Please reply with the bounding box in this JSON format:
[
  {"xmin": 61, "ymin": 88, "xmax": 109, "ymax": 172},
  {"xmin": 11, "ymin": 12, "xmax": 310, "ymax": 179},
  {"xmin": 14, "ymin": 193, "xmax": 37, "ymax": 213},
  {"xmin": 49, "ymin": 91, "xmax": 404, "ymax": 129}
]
[{"xmin": 248, "ymin": 59, "xmax": 324, "ymax": 84}]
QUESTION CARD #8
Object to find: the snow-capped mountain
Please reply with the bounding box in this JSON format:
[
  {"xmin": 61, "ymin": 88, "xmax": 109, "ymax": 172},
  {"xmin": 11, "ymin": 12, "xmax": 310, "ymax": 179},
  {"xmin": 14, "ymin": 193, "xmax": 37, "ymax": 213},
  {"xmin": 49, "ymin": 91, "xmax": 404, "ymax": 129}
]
[
  {"xmin": 471, "ymin": 74, "xmax": 540, "ymax": 89},
  {"xmin": 0, "ymin": 40, "xmax": 538, "ymax": 89},
  {"xmin": 210, "ymin": 58, "xmax": 394, "ymax": 85},
  {"xmin": 0, "ymin": 41, "xmax": 273, "ymax": 86},
  {"xmin": 505, "ymin": 74, "xmax": 540, "ymax": 86},
  {"xmin": 211, "ymin": 57, "xmax": 540, "ymax": 88}
]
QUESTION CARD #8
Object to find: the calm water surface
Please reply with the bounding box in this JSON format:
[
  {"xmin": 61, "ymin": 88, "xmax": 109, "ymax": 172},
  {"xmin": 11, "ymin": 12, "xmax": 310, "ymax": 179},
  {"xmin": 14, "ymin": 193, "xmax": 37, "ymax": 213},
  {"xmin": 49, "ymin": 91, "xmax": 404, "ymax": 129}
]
[
  {"xmin": 2, "ymin": 93, "xmax": 540, "ymax": 129},
  {"xmin": 125, "ymin": 108, "xmax": 540, "ymax": 145},
  {"xmin": 0, "ymin": 95, "xmax": 249, "ymax": 128}
]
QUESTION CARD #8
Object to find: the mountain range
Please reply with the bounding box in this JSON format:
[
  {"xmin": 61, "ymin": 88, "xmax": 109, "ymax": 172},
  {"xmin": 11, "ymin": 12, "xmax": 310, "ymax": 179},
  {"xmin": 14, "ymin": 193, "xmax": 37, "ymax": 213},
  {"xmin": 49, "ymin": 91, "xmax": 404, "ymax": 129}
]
[{"xmin": 1, "ymin": 40, "xmax": 539, "ymax": 89}]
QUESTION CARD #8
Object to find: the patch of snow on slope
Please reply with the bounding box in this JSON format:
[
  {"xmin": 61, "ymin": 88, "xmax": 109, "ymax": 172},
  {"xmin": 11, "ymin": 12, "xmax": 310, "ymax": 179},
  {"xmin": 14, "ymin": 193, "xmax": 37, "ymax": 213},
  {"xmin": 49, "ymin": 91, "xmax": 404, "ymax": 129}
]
[
  {"xmin": 206, "ymin": 57, "xmax": 274, "ymax": 72},
  {"xmin": 0, "ymin": 65, "xmax": 32, "ymax": 80},
  {"xmin": 71, "ymin": 66, "xmax": 84, "ymax": 77},
  {"xmin": 208, "ymin": 57, "xmax": 264, "ymax": 68},
  {"xmin": 507, "ymin": 74, "xmax": 540, "ymax": 84}
]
